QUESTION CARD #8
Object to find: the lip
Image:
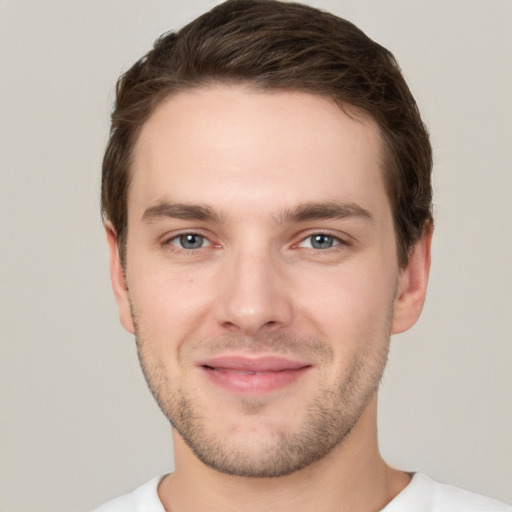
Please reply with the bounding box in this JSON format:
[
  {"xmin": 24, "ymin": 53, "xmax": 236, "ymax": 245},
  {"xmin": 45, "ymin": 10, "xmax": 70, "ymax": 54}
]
[{"xmin": 198, "ymin": 354, "xmax": 312, "ymax": 394}]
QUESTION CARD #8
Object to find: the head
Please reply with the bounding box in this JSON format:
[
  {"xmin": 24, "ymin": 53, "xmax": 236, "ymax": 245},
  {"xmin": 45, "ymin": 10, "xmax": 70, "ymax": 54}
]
[
  {"xmin": 102, "ymin": 0, "xmax": 433, "ymax": 478},
  {"xmin": 102, "ymin": 0, "xmax": 432, "ymax": 270}
]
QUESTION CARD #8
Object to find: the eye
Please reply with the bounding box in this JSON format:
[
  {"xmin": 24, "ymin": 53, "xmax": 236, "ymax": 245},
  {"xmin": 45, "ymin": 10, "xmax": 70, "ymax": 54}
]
[
  {"xmin": 170, "ymin": 233, "xmax": 211, "ymax": 250},
  {"xmin": 299, "ymin": 234, "xmax": 340, "ymax": 250}
]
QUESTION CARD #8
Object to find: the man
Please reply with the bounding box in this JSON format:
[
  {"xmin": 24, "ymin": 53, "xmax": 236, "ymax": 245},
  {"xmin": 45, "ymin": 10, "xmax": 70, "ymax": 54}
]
[{"xmin": 94, "ymin": 1, "xmax": 511, "ymax": 510}]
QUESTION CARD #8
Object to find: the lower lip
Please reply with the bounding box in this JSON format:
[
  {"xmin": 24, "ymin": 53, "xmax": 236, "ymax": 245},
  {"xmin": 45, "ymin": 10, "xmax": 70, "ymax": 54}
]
[{"xmin": 201, "ymin": 366, "xmax": 311, "ymax": 394}]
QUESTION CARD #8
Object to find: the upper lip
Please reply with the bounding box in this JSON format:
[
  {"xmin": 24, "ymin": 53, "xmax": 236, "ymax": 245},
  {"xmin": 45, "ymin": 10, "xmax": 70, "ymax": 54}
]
[{"xmin": 198, "ymin": 354, "xmax": 311, "ymax": 372}]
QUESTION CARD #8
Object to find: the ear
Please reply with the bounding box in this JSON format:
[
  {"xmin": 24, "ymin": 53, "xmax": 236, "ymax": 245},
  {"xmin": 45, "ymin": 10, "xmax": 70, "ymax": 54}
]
[
  {"xmin": 392, "ymin": 224, "xmax": 433, "ymax": 334},
  {"xmin": 105, "ymin": 222, "xmax": 135, "ymax": 334}
]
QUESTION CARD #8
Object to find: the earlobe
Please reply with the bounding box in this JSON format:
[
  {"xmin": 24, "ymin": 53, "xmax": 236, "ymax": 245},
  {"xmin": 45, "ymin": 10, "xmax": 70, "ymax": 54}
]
[
  {"xmin": 392, "ymin": 225, "xmax": 433, "ymax": 334},
  {"xmin": 105, "ymin": 222, "xmax": 135, "ymax": 334}
]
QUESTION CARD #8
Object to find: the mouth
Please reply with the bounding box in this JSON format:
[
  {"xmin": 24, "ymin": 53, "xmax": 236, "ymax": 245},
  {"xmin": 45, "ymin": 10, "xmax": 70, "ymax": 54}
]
[{"xmin": 198, "ymin": 355, "xmax": 312, "ymax": 394}]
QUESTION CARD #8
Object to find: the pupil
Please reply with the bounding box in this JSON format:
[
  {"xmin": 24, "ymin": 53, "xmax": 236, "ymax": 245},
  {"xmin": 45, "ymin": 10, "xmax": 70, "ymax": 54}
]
[
  {"xmin": 312, "ymin": 234, "xmax": 333, "ymax": 249},
  {"xmin": 181, "ymin": 234, "xmax": 202, "ymax": 249}
]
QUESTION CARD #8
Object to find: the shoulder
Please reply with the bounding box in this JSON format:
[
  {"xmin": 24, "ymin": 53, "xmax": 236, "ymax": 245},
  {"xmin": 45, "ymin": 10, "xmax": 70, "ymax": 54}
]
[
  {"xmin": 383, "ymin": 473, "xmax": 512, "ymax": 512},
  {"xmin": 91, "ymin": 475, "xmax": 167, "ymax": 512}
]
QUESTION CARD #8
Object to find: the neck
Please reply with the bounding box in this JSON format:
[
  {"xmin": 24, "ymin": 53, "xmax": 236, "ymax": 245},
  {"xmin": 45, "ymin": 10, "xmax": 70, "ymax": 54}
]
[{"xmin": 158, "ymin": 397, "xmax": 410, "ymax": 512}]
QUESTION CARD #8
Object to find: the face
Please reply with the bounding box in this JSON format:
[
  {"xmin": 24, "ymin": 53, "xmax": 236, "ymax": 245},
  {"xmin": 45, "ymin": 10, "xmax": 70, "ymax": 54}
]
[{"xmin": 107, "ymin": 85, "xmax": 430, "ymax": 477}]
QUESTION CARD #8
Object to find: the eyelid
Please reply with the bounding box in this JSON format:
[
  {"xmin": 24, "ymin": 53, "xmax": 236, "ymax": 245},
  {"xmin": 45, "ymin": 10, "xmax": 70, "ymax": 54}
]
[
  {"xmin": 161, "ymin": 229, "xmax": 219, "ymax": 249},
  {"xmin": 296, "ymin": 234, "xmax": 340, "ymax": 250},
  {"xmin": 159, "ymin": 229, "xmax": 352, "ymax": 251},
  {"xmin": 170, "ymin": 234, "xmax": 211, "ymax": 248},
  {"xmin": 293, "ymin": 230, "xmax": 352, "ymax": 249}
]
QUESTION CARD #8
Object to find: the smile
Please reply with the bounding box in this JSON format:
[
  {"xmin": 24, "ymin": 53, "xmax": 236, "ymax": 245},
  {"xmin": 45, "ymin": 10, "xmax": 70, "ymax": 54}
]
[
  {"xmin": 198, "ymin": 355, "xmax": 312, "ymax": 394},
  {"xmin": 207, "ymin": 368, "xmax": 286, "ymax": 375}
]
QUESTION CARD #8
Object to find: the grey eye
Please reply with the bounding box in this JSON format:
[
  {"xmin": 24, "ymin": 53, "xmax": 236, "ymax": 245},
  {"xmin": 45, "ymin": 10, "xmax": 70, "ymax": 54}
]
[
  {"xmin": 174, "ymin": 233, "xmax": 206, "ymax": 249},
  {"xmin": 309, "ymin": 234, "xmax": 336, "ymax": 249}
]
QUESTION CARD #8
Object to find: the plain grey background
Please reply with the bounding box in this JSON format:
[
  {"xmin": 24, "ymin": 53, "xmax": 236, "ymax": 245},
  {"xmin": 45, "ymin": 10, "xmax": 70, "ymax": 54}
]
[{"xmin": 1, "ymin": 1, "xmax": 511, "ymax": 510}]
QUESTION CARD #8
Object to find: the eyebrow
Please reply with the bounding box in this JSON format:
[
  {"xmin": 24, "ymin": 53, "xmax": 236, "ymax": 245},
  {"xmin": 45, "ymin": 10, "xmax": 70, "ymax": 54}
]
[
  {"xmin": 141, "ymin": 200, "xmax": 373, "ymax": 225},
  {"xmin": 275, "ymin": 201, "xmax": 374, "ymax": 224},
  {"xmin": 142, "ymin": 202, "xmax": 223, "ymax": 223}
]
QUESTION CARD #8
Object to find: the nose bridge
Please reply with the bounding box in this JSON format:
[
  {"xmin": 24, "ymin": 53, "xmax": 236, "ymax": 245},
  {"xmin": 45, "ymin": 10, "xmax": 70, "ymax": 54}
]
[{"xmin": 216, "ymin": 241, "xmax": 291, "ymax": 334}]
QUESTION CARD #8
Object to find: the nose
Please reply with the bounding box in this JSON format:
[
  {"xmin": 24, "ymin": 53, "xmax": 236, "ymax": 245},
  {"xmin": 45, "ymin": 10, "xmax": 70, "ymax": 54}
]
[{"xmin": 214, "ymin": 247, "xmax": 293, "ymax": 336}]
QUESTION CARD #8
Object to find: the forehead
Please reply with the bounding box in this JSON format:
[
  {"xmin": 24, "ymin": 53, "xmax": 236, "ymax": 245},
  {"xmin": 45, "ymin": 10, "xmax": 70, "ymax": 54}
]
[{"xmin": 129, "ymin": 85, "xmax": 388, "ymax": 220}]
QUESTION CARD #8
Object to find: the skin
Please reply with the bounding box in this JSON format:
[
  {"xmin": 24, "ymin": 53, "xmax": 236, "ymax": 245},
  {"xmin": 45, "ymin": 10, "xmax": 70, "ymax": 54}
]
[{"xmin": 107, "ymin": 85, "xmax": 432, "ymax": 512}]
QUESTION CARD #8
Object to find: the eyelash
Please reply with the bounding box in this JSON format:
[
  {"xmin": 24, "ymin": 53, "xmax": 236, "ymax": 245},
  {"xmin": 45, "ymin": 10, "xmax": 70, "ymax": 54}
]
[
  {"xmin": 163, "ymin": 232, "xmax": 349, "ymax": 252},
  {"xmin": 164, "ymin": 233, "xmax": 212, "ymax": 251},
  {"xmin": 295, "ymin": 233, "xmax": 344, "ymax": 250}
]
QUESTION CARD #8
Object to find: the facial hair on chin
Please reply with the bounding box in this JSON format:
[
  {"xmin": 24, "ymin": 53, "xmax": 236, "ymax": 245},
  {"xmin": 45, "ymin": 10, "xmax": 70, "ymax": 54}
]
[{"xmin": 131, "ymin": 300, "xmax": 392, "ymax": 478}]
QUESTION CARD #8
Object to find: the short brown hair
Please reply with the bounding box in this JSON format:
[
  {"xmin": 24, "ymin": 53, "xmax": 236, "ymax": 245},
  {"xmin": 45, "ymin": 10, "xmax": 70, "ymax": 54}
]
[{"xmin": 102, "ymin": 0, "xmax": 433, "ymax": 267}]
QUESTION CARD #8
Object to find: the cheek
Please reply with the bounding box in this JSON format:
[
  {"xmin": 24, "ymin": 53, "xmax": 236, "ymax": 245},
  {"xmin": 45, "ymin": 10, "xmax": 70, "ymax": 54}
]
[
  {"xmin": 292, "ymin": 260, "xmax": 397, "ymax": 371},
  {"xmin": 305, "ymin": 269, "xmax": 395, "ymax": 381},
  {"xmin": 126, "ymin": 259, "xmax": 217, "ymax": 345},
  {"xmin": 297, "ymin": 261, "xmax": 396, "ymax": 323}
]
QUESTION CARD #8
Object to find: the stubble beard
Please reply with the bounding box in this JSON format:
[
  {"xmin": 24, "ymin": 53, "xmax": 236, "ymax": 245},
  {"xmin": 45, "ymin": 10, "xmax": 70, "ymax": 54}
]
[{"xmin": 132, "ymin": 307, "xmax": 392, "ymax": 478}]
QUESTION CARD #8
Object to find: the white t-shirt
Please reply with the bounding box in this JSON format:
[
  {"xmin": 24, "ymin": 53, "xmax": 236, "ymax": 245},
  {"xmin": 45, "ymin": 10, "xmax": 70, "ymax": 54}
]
[{"xmin": 92, "ymin": 472, "xmax": 511, "ymax": 512}]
